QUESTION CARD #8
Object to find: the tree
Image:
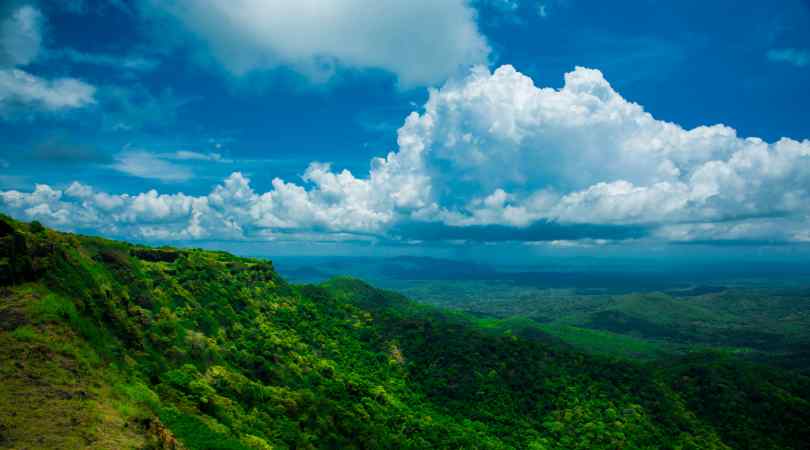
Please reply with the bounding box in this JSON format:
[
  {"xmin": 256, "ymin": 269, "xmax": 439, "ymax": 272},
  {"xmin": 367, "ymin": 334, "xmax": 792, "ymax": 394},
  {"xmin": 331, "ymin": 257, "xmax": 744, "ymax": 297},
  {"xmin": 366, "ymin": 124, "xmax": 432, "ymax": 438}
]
[{"xmin": 30, "ymin": 220, "xmax": 45, "ymax": 234}]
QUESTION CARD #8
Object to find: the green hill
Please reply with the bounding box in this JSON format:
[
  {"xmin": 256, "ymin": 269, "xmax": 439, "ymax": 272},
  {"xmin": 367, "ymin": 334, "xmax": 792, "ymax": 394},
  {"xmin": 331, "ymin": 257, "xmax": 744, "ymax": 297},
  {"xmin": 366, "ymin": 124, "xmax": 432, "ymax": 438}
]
[{"xmin": 1, "ymin": 215, "xmax": 809, "ymax": 449}]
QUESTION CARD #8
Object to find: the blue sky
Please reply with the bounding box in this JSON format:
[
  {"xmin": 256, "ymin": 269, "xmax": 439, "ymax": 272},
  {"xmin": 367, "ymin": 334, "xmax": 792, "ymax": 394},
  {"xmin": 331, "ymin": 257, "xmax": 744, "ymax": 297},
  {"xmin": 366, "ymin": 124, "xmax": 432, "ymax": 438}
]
[{"xmin": 1, "ymin": 0, "xmax": 810, "ymax": 259}]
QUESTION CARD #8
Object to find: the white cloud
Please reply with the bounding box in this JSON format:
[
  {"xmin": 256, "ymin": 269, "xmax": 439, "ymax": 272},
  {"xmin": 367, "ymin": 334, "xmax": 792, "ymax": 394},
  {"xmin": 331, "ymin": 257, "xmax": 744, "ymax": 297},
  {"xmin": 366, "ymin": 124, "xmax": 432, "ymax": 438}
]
[
  {"xmin": 546, "ymin": 239, "xmax": 609, "ymax": 248},
  {"xmin": 0, "ymin": 68, "xmax": 96, "ymax": 113},
  {"xmin": 143, "ymin": 0, "xmax": 490, "ymax": 87},
  {"xmin": 383, "ymin": 65, "xmax": 810, "ymax": 233},
  {"xmin": 767, "ymin": 48, "xmax": 810, "ymax": 68},
  {"xmin": 107, "ymin": 149, "xmax": 232, "ymax": 183},
  {"xmin": 0, "ymin": 4, "xmax": 41, "ymax": 67},
  {"xmin": 0, "ymin": 4, "xmax": 96, "ymax": 116},
  {"xmin": 3, "ymin": 65, "xmax": 810, "ymax": 244},
  {"xmin": 111, "ymin": 150, "xmax": 194, "ymax": 182},
  {"xmin": 166, "ymin": 150, "xmax": 231, "ymax": 163}
]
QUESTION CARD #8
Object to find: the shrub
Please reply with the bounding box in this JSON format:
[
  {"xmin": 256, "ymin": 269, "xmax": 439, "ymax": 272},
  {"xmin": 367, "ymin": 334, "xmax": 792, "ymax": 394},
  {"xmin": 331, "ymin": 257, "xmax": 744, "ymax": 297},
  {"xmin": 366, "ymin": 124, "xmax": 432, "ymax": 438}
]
[{"xmin": 30, "ymin": 221, "xmax": 45, "ymax": 234}]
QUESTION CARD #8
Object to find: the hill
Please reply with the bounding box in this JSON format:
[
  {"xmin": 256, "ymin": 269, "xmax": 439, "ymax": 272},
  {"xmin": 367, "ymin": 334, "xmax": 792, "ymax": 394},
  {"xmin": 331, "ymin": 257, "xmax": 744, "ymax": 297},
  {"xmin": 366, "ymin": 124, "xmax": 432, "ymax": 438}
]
[{"xmin": 1, "ymin": 215, "xmax": 809, "ymax": 449}]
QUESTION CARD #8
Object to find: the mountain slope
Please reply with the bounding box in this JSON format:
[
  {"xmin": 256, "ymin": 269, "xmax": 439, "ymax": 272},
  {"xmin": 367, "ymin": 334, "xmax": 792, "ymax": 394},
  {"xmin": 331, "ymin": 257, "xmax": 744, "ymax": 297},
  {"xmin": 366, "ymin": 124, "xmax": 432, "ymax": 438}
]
[{"xmin": 1, "ymin": 215, "xmax": 809, "ymax": 449}]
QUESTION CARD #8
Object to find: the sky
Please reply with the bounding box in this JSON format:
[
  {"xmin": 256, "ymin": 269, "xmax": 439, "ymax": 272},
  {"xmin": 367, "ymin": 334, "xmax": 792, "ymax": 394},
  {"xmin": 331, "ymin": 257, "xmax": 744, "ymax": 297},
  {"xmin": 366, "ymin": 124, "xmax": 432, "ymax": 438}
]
[{"xmin": 1, "ymin": 0, "xmax": 810, "ymax": 261}]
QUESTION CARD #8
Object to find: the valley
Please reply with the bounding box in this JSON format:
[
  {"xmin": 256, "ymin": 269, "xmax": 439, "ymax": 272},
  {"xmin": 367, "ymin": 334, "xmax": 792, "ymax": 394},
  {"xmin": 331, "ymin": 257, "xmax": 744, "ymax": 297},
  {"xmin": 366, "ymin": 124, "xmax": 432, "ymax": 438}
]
[{"xmin": 278, "ymin": 256, "xmax": 810, "ymax": 368}]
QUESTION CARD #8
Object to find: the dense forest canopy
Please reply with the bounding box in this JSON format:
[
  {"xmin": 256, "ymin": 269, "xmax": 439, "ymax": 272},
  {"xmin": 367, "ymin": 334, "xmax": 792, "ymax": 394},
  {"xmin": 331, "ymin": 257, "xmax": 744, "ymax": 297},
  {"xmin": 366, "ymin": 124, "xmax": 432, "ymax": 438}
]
[{"xmin": 1, "ymin": 214, "xmax": 809, "ymax": 449}]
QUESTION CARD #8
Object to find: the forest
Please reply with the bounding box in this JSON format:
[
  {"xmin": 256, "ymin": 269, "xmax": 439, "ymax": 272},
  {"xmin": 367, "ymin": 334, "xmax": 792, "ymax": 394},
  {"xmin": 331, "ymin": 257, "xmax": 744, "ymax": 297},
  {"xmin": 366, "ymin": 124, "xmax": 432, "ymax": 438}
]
[{"xmin": 1, "ymin": 214, "xmax": 810, "ymax": 449}]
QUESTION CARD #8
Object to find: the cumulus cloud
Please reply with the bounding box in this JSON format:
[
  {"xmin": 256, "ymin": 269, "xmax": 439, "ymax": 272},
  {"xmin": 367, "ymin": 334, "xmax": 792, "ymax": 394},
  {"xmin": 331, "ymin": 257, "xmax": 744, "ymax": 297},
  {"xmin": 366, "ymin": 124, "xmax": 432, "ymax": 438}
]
[
  {"xmin": 143, "ymin": 0, "xmax": 490, "ymax": 86},
  {"xmin": 3, "ymin": 65, "xmax": 810, "ymax": 244},
  {"xmin": 390, "ymin": 65, "xmax": 810, "ymax": 235},
  {"xmin": 767, "ymin": 48, "xmax": 810, "ymax": 67},
  {"xmin": 0, "ymin": 3, "xmax": 96, "ymax": 116}
]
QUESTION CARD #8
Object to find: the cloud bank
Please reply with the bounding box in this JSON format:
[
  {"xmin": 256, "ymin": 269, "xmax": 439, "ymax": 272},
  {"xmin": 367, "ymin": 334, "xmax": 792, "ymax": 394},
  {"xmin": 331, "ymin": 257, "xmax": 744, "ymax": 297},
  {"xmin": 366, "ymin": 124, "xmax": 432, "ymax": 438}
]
[
  {"xmin": 143, "ymin": 0, "xmax": 490, "ymax": 86},
  {"xmin": 3, "ymin": 65, "xmax": 810, "ymax": 244}
]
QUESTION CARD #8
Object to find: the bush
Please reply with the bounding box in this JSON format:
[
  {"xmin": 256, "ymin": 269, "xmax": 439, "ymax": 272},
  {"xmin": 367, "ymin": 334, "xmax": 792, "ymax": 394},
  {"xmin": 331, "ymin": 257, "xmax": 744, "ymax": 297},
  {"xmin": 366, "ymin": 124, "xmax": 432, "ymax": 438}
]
[
  {"xmin": 11, "ymin": 325, "xmax": 37, "ymax": 341},
  {"xmin": 30, "ymin": 221, "xmax": 45, "ymax": 234}
]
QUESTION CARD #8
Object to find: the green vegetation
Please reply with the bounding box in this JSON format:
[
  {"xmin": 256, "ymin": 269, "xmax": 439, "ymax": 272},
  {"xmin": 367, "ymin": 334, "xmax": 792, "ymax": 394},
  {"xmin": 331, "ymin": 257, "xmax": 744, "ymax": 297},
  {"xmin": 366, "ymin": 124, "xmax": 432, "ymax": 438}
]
[
  {"xmin": 536, "ymin": 324, "xmax": 667, "ymax": 359},
  {"xmin": 341, "ymin": 273, "xmax": 810, "ymax": 370},
  {"xmin": 1, "ymin": 214, "xmax": 809, "ymax": 449}
]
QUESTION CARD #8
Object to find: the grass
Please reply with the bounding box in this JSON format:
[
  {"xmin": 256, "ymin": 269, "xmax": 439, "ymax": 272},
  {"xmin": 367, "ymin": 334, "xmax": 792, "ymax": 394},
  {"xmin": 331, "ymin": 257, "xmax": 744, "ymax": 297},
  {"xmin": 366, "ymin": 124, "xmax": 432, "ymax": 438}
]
[
  {"xmin": 0, "ymin": 286, "xmax": 150, "ymax": 449},
  {"xmin": 10, "ymin": 324, "xmax": 36, "ymax": 341},
  {"xmin": 29, "ymin": 291, "xmax": 78, "ymax": 322}
]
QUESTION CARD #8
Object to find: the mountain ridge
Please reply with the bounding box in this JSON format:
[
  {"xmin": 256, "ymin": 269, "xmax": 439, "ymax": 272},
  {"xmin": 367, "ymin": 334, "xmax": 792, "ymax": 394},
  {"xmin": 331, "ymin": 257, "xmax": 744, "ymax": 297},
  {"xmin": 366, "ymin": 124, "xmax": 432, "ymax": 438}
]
[{"xmin": 1, "ymin": 214, "xmax": 809, "ymax": 449}]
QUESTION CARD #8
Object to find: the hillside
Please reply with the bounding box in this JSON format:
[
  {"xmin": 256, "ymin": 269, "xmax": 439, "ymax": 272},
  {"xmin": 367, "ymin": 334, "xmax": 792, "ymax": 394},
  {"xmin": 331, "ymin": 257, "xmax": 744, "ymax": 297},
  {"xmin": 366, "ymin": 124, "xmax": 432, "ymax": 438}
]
[
  {"xmin": 328, "ymin": 270, "xmax": 810, "ymax": 369},
  {"xmin": 1, "ymin": 215, "xmax": 810, "ymax": 449}
]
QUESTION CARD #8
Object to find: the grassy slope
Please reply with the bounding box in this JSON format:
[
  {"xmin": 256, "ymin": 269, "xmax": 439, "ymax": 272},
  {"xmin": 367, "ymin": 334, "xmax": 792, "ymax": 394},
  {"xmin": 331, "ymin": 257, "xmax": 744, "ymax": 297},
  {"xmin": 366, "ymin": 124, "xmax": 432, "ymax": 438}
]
[
  {"xmin": 2, "ymin": 215, "xmax": 810, "ymax": 449},
  {"xmin": 0, "ymin": 285, "xmax": 169, "ymax": 449}
]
